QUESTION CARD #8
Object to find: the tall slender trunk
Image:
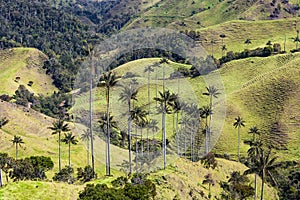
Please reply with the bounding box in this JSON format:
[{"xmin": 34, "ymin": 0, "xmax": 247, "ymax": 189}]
[
  {"xmin": 86, "ymin": 140, "xmax": 90, "ymax": 166},
  {"xmin": 261, "ymin": 171, "xmax": 265, "ymax": 200},
  {"xmin": 238, "ymin": 126, "xmax": 240, "ymax": 161},
  {"xmin": 59, "ymin": 132, "xmax": 61, "ymax": 171},
  {"xmin": 68, "ymin": 143, "xmax": 71, "ymax": 166},
  {"xmin": 162, "ymin": 105, "xmax": 167, "ymax": 169},
  {"xmin": 89, "ymin": 65, "xmax": 95, "ymax": 176},
  {"xmin": 156, "ymin": 67, "xmax": 158, "ymax": 107},
  {"xmin": 0, "ymin": 168, "xmax": 2, "ymax": 187},
  {"xmin": 254, "ymin": 174, "xmax": 257, "ymax": 200},
  {"xmin": 135, "ymin": 126, "xmax": 138, "ymax": 174},
  {"xmin": 16, "ymin": 144, "xmax": 18, "ymax": 160},
  {"xmin": 176, "ymin": 112, "xmax": 179, "ymax": 155},
  {"xmin": 140, "ymin": 128, "xmax": 143, "ymax": 157},
  {"xmin": 163, "ymin": 65, "xmax": 165, "ymax": 93},
  {"xmin": 205, "ymin": 116, "xmax": 209, "ymax": 154},
  {"xmin": 207, "ymin": 95, "xmax": 213, "ymax": 154},
  {"xmin": 106, "ymin": 87, "xmax": 111, "ymax": 176},
  {"xmin": 147, "ymin": 70, "xmax": 150, "ymax": 159},
  {"xmin": 127, "ymin": 100, "xmax": 132, "ymax": 174},
  {"xmin": 190, "ymin": 127, "xmax": 193, "ymax": 161}
]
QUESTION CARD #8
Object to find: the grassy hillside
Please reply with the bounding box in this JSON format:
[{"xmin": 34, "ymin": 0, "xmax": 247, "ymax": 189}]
[
  {"xmin": 73, "ymin": 51, "xmax": 300, "ymax": 162},
  {"xmin": 125, "ymin": 0, "xmax": 299, "ymax": 30},
  {"xmin": 0, "ymin": 48, "xmax": 57, "ymax": 96},
  {"xmin": 151, "ymin": 158, "xmax": 277, "ymax": 199}
]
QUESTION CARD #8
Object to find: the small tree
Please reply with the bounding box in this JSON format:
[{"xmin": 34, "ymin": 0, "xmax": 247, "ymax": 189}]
[
  {"xmin": 61, "ymin": 133, "xmax": 78, "ymax": 167},
  {"xmin": 0, "ymin": 117, "xmax": 9, "ymax": 129},
  {"xmin": 53, "ymin": 166, "xmax": 74, "ymax": 184},
  {"xmin": 233, "ymin": 116, "xmax": 245, "ymax": 161},
  {"xmin": 203, "ymin": 173, "xmax": 215, "ymax": 199},
  {"xmin": 11, "ymin": 135, "xmax": 24, "ymax": 159}
]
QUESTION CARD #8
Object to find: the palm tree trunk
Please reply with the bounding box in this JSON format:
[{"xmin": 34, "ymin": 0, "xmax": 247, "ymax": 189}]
[
  {"xmin": 89, "ymin": 67, "xmax": 95, "ymax": 176},
  {"xmin": 106, "ymin": 87, "xmax": 111, "ymax": 176},
  {"xmin": 176, "ymin": 112, "xmax": 179, "ymax": 155},
  {"xmin": 162, "ymin": 106, "xmax": 167, "ymax": 169},
  {"xmin": 261, "ymin": 172, "xmax": 264, "ymax": 200},
  {"xmin": 208, "ymin": 95, "xmax": 213, "ymax": 154},
  {"xmin": 87, "ymin": 140, "xmax": 90, "ymax": 166},
  {"xmin": 254, "ymin": 174, "xmax": 257, "ymax": 200},
  {"xmin": 16, "ymin": 144, "xmax": 18, "ymax": 160},
  {"xmin": 205, "ymin": 117, "xmax": 209, "ymax": 154},
  {"xmin": 135, "ymin": 126, "xmax": 138, "ymax": 174},
  {"xmin": 68, "ymin": 143, "xmax": 71, "ymax": 166},
  {"xmin": 238, "ymin": 127, "xmax": 240, "ymax": 161},
  {"xmin": 128, "ymin": 101, "xmax": 132, "ymax": 174},
  {"xmin": 0, "ymin": 168, "xmax": 2, "ymax": 187},
  {"xmin": 147, "ymin": 71, "xmax": 150, "ymax": 159},
  {"xmin": 59, "ymin": 132, "xmax": 61, "ymax": 171}
]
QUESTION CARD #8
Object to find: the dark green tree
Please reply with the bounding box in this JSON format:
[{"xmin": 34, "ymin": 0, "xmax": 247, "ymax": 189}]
[{"xmin": 0, "ymin": 117, "xmax": 9, "ymax": 129}]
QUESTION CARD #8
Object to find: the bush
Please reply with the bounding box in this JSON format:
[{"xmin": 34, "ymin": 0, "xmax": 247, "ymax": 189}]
[
  {"xmin": 53, "ymin": 166, "xmax": 74, "ymax": 184},
  {"xmin": 8, "ymin": 156, "xmax": 53, "ymax": 181},
  {"xmin": 0, "ymin": 94, "xmax": 12, "ymax": 102},
  {"xmin": 78, "ymin": 174, "xmax": 156, "ymax": 200},
  {"xmin": 77, "ymin": 165, "xmax": 96, "ymax": 183},
  {"xmin": 27, "ymin": 81, "xmax": 33, "ymax": 87}
]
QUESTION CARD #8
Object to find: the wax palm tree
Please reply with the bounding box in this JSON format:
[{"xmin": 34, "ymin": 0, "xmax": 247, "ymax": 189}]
[
  {"xmin": 11, "ymin": 135, "xmax": 24, "ymax": 159},
  {"xmin": 80, "ymin": 129, "xmax": 94, "ymax": 166},
  {"xmin": 119, "ymin": 85, "xmax": 138, "ymax": 174},
  {"xmin": 130, "ymin": 106, "xmax": 147, "ymax": 173},
  {"xmin": 154, "ymin": 90, "xmax": 177, "ymax": 169},
  {"xmin": 48, "ymin": 119, "xmax": 70, "ymax": 171},
  {"xmin": 200, "ymin": 105, "xmax": 211, "ymax": 154},
  {"xmin": 233, "ymin": 116, "xmax": 245, "ymax": 161},
  {"xmin": 61, "ymin": 133, "xmax": 78, "ymax": 166},
  {"xmin": 244, "ymin": 148, "xmax": 280, "ymax": 200},
  {"xmin": 144, "ymin": 65, "xmax": 154, "ymax": 113},
  {"xmin": 98, "ymin": 71, "xmax": 119, "ymax": 176},
  {"xmin": 148, "ymin": 119, "xmax": 159, "ymax": 157},
  {"xmin": 244, "ymin": 126, "xmax": 261, "ymax": 200},
  {"xmin": 203, "ymin": 86, "xmax": 220, "ymax": 154},
  {"xmin": 159, "ymin": 58, "xmax": 169, "ymax": 92},
  {"xmin": 0, "ymin": 117, "xmax": 9, "ymax": 129},
  {"xmin": 172, "ymin": 99, "xmax": 182, "ymax": 155}
]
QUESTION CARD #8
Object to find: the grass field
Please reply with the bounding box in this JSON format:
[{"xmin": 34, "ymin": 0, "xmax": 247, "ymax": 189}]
[{"xmin": 0, "ymin": 48, "xmax": 57, "ymax": 96}]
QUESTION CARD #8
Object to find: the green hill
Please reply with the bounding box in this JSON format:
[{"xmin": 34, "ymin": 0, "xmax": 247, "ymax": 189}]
[
  {"xmin": 0, "ymin": 48, "xmax": 57, "ymax": 96},
  {"xmin": 125, "ymin": 0, "xmax": 299, "ymax": 30},
  {"xmin": 73, "ymin": 52, "xmax": 300, "ymax": 161}
]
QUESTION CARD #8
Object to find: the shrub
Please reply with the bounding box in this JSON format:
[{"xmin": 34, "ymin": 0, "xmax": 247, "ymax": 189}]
[
  {"xmin": 53, "ymin": 166, "xmax": 74, "ymax": 184},
  {"xmin": 77, "ymin": 165, "xmax": 96, "ymax": 183},
  {"xmin": 27, "ymin": 81, "xmax": 33, "ymax": 87}
]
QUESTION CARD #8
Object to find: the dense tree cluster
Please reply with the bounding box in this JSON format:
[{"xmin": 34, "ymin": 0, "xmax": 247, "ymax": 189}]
[
  {"xmin": 78, "ymin": 173, "xmax": 156, "ymax": 200},
  {"xmin": 13, "ymin": 85, "xmax": 72, "ymax": 118}
]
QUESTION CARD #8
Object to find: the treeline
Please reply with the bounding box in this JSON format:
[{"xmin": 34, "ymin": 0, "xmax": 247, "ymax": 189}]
[{"xmin": 10, "ymin": 85, "xmax": 72, "ymax": 119}]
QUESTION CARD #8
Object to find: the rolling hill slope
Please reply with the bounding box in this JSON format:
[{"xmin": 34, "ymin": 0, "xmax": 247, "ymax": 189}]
[
  {"xmin": 0, "ymin": 48, "xmax": 57, "ymax": 96},
  {"xmin": 73, "ymin": 52, "xmax": 300, "ymax": 162}
]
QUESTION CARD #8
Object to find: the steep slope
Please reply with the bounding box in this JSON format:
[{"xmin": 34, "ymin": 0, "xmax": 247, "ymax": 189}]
[
  {"xmin": 0, "ymin": 48, "xmax": 57, "ymax": 96},
  {"xmin": 125, "ymin": 0, "xmax": 299, "ymax": 30},
  {"xmin": 0, "ymin": 99, "xmax": 129, "ymax": 177}
]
